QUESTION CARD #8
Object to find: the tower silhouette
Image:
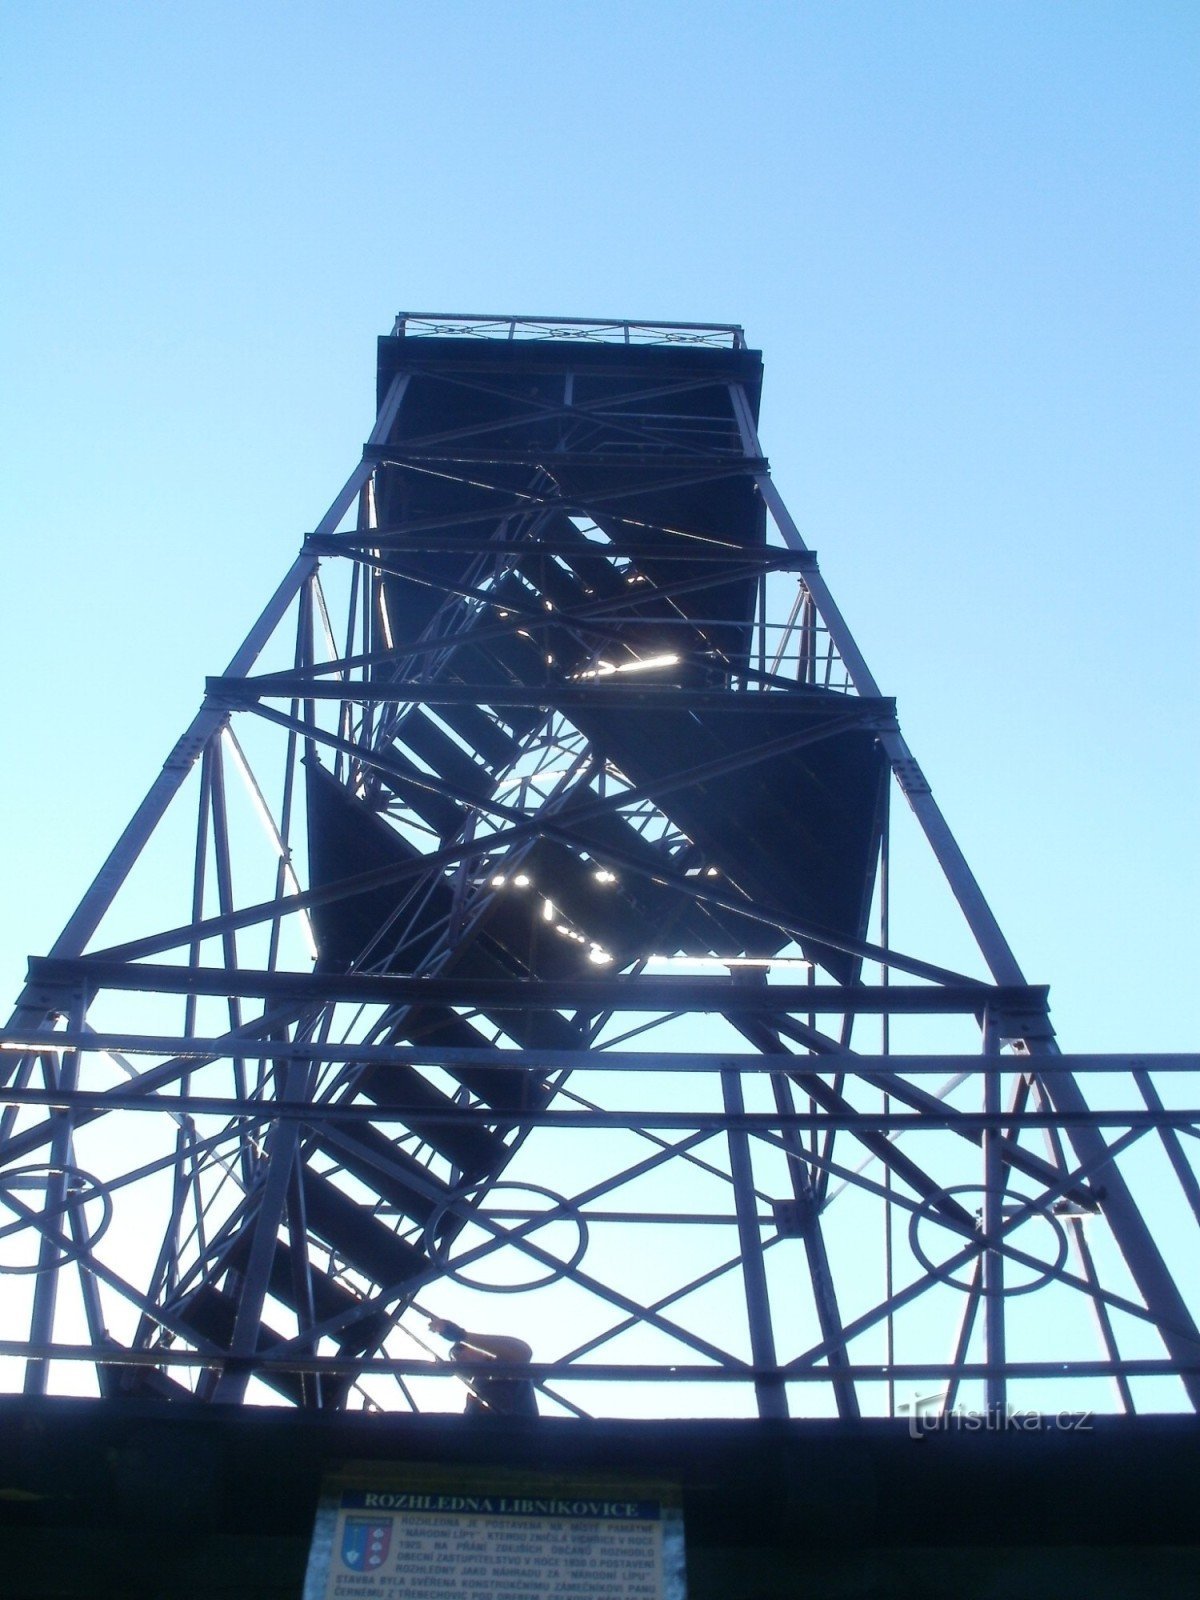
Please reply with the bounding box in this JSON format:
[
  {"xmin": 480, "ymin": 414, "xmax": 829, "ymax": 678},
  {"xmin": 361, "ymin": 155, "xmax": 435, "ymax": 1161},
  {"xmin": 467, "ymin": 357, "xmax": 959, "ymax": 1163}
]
[{"xmin": 2, "ymin": 314, "xmax": 1196, "ymax": 1419}]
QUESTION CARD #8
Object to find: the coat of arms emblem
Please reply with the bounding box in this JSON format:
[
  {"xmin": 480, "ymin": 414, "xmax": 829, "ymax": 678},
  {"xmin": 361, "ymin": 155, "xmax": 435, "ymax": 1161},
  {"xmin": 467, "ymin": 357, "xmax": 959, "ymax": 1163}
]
[{"xmin": 341, "ymin": 1515, "xmax": 393, "ymax": 1571}]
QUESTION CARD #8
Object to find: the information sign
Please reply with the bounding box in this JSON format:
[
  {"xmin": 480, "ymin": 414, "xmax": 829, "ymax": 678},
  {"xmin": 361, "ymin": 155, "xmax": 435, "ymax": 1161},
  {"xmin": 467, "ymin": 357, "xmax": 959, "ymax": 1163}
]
[{"xmin": 303, "ymin": 1468, "xmax": 686, "ymax": 1600}]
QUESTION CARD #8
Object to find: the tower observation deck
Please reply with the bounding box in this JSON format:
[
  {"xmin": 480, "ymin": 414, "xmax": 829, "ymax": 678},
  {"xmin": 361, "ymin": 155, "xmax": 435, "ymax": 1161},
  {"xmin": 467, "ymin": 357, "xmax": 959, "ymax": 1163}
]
[{"xmin": 2, "ymin": 313, "xmax": 1197, "ymax": 1421}]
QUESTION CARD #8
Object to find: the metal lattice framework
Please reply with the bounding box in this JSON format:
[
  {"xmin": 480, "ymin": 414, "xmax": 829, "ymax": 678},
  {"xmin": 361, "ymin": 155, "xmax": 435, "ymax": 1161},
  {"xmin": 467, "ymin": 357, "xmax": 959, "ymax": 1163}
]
[{"xmin": 2, "ymin": 314, "xmax": 1198, "ymax": 1419}]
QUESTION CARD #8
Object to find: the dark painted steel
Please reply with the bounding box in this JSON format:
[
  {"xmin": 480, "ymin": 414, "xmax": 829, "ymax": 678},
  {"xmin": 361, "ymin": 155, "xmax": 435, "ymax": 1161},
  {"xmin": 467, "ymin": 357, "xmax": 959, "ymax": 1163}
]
[
  {"xmin": 26, "ymin": 959, "xmax": 1037, "ymax": 1014},
  {"xmin": 3, "ymin": 315, "xmax": 1196, "ymax": 1422}
]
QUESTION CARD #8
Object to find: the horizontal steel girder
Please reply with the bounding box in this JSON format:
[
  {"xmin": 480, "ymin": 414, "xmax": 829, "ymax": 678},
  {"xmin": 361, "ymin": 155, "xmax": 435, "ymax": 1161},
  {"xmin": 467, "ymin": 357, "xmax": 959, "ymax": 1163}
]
[
  {"xmin": 305, "ymin": 532, "xmax": 816, "ymax": 565},
  {"xmin": 209, "ymin": 679, "xmax": 896, "ymax": 714},
  {"xmin": 0, "ymin": 1087, "xmax": 1193, "ymax": 1131},
  {"xmin": 1, "ymin": 1340, "xmax": 1196, "ymax": 1384},
  {"xmin": 363, "ymin": 446, "xmax": 766, "ymax": 472},
  {"xmin": 3, "ymin": 1033, "xmax": 1189, "ymax": 1076},
  {"xmin": 25, "ymin": 958, "xmax": 1043, "ymax": 1016}
]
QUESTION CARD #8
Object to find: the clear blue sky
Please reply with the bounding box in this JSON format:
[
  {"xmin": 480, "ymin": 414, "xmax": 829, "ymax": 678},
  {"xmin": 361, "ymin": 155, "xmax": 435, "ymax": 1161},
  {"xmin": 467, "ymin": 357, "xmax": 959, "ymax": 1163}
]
[{"xmin": 2, "ymin": 0, "xmax": 1197, "ymax": 1055}]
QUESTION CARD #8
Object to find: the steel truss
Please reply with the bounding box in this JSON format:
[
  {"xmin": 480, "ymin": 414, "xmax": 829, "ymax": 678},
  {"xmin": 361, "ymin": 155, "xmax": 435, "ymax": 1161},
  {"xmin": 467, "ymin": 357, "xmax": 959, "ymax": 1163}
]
[{"xmin": 2, "ymin": 313, "xmax": 1197, "ymax": 1420}]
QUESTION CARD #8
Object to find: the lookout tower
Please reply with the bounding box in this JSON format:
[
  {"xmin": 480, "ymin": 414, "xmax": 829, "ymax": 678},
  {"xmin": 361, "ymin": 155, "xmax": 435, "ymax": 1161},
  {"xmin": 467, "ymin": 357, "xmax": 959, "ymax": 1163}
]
[{"xmin": 2, "ymin": 313, "xmax": 1197, "ymax": 1421}]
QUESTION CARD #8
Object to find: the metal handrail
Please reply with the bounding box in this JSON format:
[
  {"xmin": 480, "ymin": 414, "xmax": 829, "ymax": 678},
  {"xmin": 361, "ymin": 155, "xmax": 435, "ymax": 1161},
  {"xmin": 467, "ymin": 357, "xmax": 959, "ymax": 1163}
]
[{"xmin": 392, "ymin": 312, "xmax": 746, "ymax": 348}]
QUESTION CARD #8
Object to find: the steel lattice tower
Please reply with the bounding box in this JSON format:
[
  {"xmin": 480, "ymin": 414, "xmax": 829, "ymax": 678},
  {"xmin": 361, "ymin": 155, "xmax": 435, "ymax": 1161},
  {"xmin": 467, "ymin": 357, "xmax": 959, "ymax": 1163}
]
[{"xmin": 2, "ymin": 314, "xmax": 1197, "ymax": 1420}]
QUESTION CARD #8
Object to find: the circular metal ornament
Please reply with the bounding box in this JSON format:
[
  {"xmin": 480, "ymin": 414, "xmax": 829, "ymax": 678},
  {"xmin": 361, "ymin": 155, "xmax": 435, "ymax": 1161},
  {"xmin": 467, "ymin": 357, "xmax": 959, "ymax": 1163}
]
[
  {"xmin": 0, "ymin": 1163, "xmax": 113, "ymax": 1275},
  {"xmin": 908, "ymin": 1184, "xmax": 1068, "ymax": 1297},
  {"xmin": 423, "ymin": 1179, "xmax": 588, "ymax": 1293}
]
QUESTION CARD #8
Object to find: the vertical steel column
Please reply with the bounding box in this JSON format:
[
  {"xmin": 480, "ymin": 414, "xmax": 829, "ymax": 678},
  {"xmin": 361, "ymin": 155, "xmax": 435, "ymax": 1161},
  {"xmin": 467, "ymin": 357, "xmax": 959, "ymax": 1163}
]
[
  {"xmin": 211, "ymin": 1060, "xmax": 308, "ymax": 1403},
  {"xmin": 980, "ymin": 1012, "xmax": 1006, "ymax": 1415},
  {"xmin": 721, "ymin": 1068, "xmax": 787, "ymax": 1419},
  {"xmin": 771, "ymin": 1075, "xmax": 860, "ymax": 1420},
  {"xmin": 23, "ymin": 990, "xmax": 85, "ymax": 1394}
]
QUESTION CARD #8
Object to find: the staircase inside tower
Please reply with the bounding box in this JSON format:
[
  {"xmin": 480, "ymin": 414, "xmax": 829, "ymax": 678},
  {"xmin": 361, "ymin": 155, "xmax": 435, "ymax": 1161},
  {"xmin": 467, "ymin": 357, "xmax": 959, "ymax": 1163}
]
[{"xmin": 143, "ymin": 332, "xmax": 890, "ymax": 1404}]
